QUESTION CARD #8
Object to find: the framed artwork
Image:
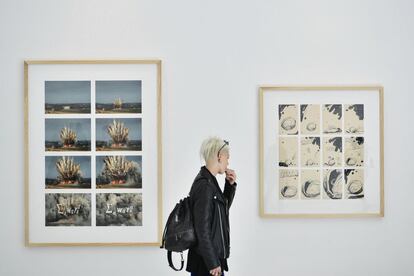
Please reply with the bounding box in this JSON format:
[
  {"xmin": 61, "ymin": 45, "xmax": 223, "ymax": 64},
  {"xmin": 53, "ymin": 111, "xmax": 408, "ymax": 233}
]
[
  {"xmin": 24, "ymin": 60, "xmax": 162, "ymax": 245},
  {"xmin": 259, "ymin": 86, "xmax": 384, "ymax": 218}
]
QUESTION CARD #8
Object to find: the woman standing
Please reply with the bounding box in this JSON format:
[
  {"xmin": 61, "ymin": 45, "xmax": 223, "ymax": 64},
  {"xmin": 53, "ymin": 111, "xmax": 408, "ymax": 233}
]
[{"xmin": 186, "ymin": 137, "xmax": 237, "ymax": 276}]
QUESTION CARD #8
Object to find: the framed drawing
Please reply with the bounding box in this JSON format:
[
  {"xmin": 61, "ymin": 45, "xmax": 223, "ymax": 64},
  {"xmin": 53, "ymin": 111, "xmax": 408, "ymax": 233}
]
[
  {"xmin": 259, "ymin": 86, "xmax": 384, "ymax": 218},
  {"xmin": 24, "ymin": 60, "xmax": 162, "ymax": 245}
]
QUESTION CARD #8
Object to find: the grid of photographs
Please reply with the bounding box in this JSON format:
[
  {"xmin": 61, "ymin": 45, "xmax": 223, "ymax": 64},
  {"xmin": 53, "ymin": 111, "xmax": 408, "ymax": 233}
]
[
  {"xmin": 278, "ymin": 104, "xmax": 365, "ymax": 201},
  {"xmin": 44, "ymin": 80, "xmax": 143, "ymax": 227}
]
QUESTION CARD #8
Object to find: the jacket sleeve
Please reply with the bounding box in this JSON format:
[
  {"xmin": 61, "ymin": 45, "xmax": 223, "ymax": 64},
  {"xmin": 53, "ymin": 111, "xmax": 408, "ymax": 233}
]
[
  {"xmin": 192, "ymin": 181, "xmax": 221, "ymax": 270},
  {"xmin": 223, "ymin": 179, "xmax": 237, "ymax": 209}
]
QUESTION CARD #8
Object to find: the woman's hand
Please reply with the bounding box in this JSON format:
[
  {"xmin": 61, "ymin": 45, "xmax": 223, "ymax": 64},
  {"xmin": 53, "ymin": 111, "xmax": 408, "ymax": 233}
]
[
  {"xmin": 210, "ymin": 266, "xmax": 222, "ymax": 276},
  {"xmin": 225, "ymin": 169, "xmax": 237, "ymax": 185}
]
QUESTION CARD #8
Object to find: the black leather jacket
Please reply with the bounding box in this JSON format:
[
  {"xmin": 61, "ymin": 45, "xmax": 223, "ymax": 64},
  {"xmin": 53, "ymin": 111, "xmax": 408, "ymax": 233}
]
[{"xmin": 186, "ymin": 166, "xmax": 237, "ymax": 273}]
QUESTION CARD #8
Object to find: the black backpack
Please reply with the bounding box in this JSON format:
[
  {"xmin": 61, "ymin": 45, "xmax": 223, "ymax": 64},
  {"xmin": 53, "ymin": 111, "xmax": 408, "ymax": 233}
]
[{"xmin": 160, "ymin": 196, "xmax": 196, "ymax": 271}]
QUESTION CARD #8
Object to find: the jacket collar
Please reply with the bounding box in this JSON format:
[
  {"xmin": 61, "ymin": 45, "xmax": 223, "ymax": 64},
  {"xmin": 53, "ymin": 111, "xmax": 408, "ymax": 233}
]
[
  {"xmin": 200, "ymin": 166, "xmax": 216, "ymax": 180},
  {"xmin": 199, "ymin": 166, "xmax": 225, "ymax": 203}
]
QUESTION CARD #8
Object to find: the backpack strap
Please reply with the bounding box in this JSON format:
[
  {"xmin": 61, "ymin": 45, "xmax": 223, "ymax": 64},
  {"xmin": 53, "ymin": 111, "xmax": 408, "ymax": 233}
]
[
  {"xmin": 167, "ymin": 251, "xmax": 184, "ymax": 271},
  {"xmin": 160, "ymin": 204, "xmax": 177, "ymax": 249}
]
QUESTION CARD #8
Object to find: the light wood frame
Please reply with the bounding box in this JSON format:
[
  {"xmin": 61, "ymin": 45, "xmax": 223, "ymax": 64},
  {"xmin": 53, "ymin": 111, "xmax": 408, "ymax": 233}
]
[
  {"xmin": 24, "ymin": 60, "xmax": 162, "ymax": 246},
  {"xmin": 259, "ymin": 86, "xmax": 384, "ymax": 218}
]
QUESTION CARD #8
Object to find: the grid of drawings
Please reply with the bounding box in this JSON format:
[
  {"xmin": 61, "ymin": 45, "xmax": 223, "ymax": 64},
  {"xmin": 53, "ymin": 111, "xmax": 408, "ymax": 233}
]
[
  {"xmin": 44, "ymin": 80, "xmax": 143, "ymax": 226},
  {"xmin": 278, "ymin": 104, "xmax": 365, "ymax": 200}
]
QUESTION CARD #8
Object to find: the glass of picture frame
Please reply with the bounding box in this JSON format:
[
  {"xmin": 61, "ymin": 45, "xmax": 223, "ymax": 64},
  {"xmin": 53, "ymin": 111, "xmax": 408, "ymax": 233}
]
[
  {"xmin": 259, "ymin": 86, "xmax": 384, "ymax": 218},
  {"xmin": 24, "ymin": 60, "xmax": 162, "ymax": 245}
]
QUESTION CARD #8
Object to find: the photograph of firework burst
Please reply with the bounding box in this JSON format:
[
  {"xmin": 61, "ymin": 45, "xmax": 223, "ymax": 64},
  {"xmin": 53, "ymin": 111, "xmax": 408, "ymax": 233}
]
[
  {"xmin": 45, "ymin": 193, "xmax": 91, "ymax": 226},
  {"xmin": 96, "ymin": 155, "xmax": 142, "ymax": 189},
  {"xmin": 45, "ymin": 156, "xmax": 91, "ymax": 189},
  {"xmin": 45, "ymin": 81, "xmax": 91, "ymax": 114},
  {"xmin": 96, "ymin": 118, "xmax": 142, "ymax": 151},
  {"xmin": 45, "ymin": 118, "xmax": 91, "ymax": 151},
  {"xmin": 96, "ymin": 80, "xmax": 142, "ymax": 114}
]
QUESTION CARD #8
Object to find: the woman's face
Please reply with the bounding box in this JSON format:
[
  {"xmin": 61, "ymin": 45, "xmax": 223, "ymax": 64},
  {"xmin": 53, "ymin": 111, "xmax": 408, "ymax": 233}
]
[{"xmin": 218, "ymin": 152, "xmax": 230, "ymax": 174}]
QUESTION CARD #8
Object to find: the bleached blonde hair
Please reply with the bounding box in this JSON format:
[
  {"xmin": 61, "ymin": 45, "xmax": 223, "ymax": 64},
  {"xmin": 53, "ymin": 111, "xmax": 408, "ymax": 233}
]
[{"xmin": 200, "ymin": 136, "xmax": 229, "ymax": 164}]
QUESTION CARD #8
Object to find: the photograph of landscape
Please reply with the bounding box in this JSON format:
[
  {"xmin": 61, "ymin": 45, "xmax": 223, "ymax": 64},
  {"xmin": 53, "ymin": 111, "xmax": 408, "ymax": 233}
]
[
  {"xmin": 96, "ymin": 155, "xmax": 142, "ymax": 189},
  {"xmin": 45, "ymin": 156, "xmax": 91, "ymax": 189},
  {"xmin": 45, "ymin": 81, "xmax": 91, "ymax": 114},
  {"xmin": 96, "ymin": 118, "xmax": 142, "ymax": 151},
  {"xmin": 45, "ymin": 193, "xmax": 91, "ymax": 226},
  {"xmin": 45, "ymin": 118, "xmax": 91, "ymax": 151},
  {"xmin": 96, "ymin": 80, "xmax": 142, "ymax": 114},
  {"xmin": 96, "ymin": 193, "xmax": 143, "ymax": 226}
]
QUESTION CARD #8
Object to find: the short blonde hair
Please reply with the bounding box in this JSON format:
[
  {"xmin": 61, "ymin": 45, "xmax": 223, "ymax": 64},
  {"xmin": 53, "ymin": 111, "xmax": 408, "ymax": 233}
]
[{"xmin": 200, "ymin": 136, "xmax": 229, "ymax": 163}]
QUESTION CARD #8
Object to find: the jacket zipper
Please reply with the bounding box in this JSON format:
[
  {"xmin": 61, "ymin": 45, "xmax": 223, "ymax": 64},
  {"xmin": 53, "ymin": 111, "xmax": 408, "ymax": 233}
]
[{"xmin": 217, "ymin": 200, "xmax": 227, "ymax": 257}]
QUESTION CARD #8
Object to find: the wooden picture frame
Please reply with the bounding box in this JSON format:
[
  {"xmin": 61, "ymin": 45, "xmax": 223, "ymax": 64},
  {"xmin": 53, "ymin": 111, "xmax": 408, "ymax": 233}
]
[
  {"xmin": 24, "ymin": 60, "xmax": 162, "ymax": 245},
  {"xmin": 259, "ymin": 86, "xmax": 384, "ymax": 218}
]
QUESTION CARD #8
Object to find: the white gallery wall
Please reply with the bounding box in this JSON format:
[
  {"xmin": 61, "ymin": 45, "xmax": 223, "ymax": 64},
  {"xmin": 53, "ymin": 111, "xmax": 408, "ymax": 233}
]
[{"xmin": 1, "ymin": 0, "xmax": 413, "ymax": 275}]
